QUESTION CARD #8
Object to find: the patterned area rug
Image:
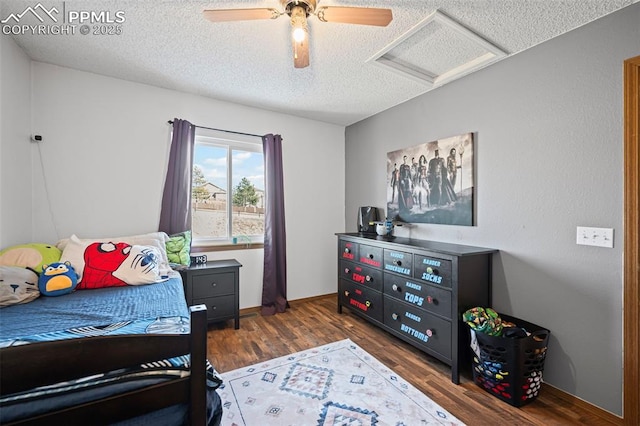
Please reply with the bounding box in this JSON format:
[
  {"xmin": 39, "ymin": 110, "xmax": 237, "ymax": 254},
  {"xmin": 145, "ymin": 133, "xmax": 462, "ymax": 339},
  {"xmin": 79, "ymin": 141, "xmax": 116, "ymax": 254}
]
[{"xmin": 217, "ymin": 338, "xmax": 465, "ymax": 425}]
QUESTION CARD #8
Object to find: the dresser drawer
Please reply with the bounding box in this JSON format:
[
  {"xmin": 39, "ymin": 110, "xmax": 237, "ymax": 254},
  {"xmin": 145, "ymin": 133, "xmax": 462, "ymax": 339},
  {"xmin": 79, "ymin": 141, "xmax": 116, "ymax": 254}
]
[
  {"xmin": 194, "ymin": 295, "xmax": 236, "ymax": 322},
  {"xmin": 339, "ymin": 240, "xmax": 359, "ymax": 262},
  {"xmin": 357, "ymin": 244, "xmax": 383, "ymax": 269},
  {"xmin": 384, "ymin": 296, "xmax": 452, "ymax": 360},
  {"xmin": 192, "ymin": 272, "xmax": 235, "ymax": 298},
  {"xmin": 384, "ymin": 273, "xmax": 452, "ymax": 319},
  {"xmin": 339, "ymin": 279, "xmax": 383, "ymax": 323},
  {"xmin": 340, "ymin": 260, "xmax": 383, "ymax": 291},
  {"xmin": 413, "ymin": 254, "xmax": 452, "ymax": 287},
  {"xmin": 383, "ymin": 249, "xmax": 413, "ymax": 277}
]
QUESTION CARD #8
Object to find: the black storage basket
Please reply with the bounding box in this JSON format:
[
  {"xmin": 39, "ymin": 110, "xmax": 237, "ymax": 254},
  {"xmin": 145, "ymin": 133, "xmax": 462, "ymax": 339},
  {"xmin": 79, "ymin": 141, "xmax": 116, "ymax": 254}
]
[{"xmin": 469, "ymin": 313, "xmax": 550, "ymax": 407}]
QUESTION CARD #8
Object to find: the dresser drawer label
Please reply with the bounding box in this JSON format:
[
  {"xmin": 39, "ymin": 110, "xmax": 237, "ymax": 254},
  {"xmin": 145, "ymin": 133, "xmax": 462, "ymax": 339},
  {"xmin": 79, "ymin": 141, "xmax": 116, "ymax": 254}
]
[
  {"xmin": 349, "ymin": 297, "xmax": 370, "ymax": 312},
  {"xmin": 421, "ymin": 271, "xmax": 443, "ymax": 284},
  {"xmin": 360, "ymin": 257, "xmax": 381, "ymax": 267},
  {"xmin": 422, "ymin": 258, "xmax": 441, "ymax": 267},
  {"xmin": 405, "ymin": 311, "xmax": 421, "ymax": 322},
  {"xmin": 406, "ymin": 281, "xmax": 422, "ymax": 291},
  {"xmin": 404, "ymin": 291, "xmax": 424, "ymax": 307},
  {"xmin": 400, "ymin": 323, "xmax": 431, "ymax": 343},
  {"xmin": 385, "ymin": 264, "xmax": 411, "ymax": 275}
]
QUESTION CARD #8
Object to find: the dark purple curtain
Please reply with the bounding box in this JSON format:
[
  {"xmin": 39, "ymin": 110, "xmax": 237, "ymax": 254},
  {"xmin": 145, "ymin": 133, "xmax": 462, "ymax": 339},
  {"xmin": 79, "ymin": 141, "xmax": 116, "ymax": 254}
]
[
  {"xmin": 158, "ymin": 119, "xmax": 195, "ymax": 235},
  {"xmin": 261, "ymin": 134, "xmax": 289, "ymax": 316}
]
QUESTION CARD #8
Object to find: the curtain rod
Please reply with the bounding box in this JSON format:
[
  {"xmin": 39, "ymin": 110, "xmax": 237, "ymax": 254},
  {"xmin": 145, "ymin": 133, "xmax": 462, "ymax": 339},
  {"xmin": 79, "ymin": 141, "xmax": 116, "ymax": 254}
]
[{"xmin": 167, "ymin": 120, "xmax": 263, "ymax": 138}]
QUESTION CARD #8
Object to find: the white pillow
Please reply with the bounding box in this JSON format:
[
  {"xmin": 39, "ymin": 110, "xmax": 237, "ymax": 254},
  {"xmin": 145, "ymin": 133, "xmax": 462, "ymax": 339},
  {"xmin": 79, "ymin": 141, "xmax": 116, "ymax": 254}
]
[
  {"xmin": 59, "ymin": 235, "xmax": 172, "ymax": 288},
  {"xmin": 113, "ymin": 245, "xmax": 168, "ymax": 285},
  {"xmin": 57, "ymin": 233, "xmax": 171, "ymax": 274}
]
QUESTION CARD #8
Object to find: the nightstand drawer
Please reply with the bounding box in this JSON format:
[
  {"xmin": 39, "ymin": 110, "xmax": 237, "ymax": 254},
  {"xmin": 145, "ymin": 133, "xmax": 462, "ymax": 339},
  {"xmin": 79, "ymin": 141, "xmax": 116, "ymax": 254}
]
[
  {"xmin": 195, "ymin": 295, "xmax": 236, "ymax": 321},
  {"xmin": 192, "ymin": 272, "xmax": 235, "ymax": 298}
]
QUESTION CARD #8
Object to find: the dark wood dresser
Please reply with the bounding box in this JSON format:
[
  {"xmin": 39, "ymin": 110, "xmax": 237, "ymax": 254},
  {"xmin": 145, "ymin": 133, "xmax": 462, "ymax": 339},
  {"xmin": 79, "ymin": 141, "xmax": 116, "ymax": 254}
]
[
  {"xmin": 179, "ymin": 259, "xmax": 242, "ymax": 329},
  {"xmin": 337, "ymin": 233, "xmax": 496, "ymax": 384}
]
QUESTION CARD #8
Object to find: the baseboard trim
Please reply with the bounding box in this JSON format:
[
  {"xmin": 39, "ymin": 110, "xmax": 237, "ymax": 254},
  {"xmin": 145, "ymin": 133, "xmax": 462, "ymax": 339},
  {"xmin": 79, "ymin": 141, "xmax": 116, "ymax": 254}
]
[
  {"xmin": 544, "ymin": 379, "xmax": 622, "ymax": 424},
  {"xmin": 239, "ymin": 293, "xmax": 337, "ymax": 317}
]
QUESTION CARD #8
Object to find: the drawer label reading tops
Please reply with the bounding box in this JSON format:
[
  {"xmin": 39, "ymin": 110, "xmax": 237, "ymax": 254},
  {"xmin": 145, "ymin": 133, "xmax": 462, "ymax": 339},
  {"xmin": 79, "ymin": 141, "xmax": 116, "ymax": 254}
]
[
  {"xmin": 352, "ymin": 272, "xmax": 366, "ymax": 284},
  {"xmin": 404, "ymin": 291, "xmax": 424, "ymax": 307}
]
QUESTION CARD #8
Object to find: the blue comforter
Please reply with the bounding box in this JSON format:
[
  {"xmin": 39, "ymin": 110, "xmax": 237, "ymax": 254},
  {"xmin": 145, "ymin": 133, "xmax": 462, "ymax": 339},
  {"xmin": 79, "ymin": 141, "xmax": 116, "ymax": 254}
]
[{"xmin": 0, "ymin": 276, "xmax": 188, "ymax": 342}]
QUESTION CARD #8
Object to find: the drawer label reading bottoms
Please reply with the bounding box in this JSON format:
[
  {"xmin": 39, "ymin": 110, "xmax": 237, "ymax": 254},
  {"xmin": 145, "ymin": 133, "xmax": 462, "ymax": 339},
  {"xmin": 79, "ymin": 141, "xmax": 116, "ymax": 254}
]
[
  {"xmin": 349, "ymin": 298, "xmax": 369, "ymax": 312},
  {"xmin": 400, "ymin": 323, "xmax": 429, "ymax": 343}
]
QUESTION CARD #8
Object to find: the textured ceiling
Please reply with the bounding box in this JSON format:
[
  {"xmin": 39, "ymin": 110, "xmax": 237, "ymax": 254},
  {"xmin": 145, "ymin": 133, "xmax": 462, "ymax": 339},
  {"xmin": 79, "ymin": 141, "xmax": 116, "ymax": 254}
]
[{"xmin": 2, "ymin": 0, "xmax": 636, "ymax": 126}]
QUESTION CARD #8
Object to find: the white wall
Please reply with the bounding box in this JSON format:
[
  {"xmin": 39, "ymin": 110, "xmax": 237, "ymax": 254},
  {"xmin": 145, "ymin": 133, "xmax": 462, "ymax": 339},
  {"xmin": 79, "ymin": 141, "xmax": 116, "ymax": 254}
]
[
  {"xmin": 29, "ymin": 62, "xmax": 345, "ymax": 309},
  {"xmin": 344, "ymin": 4, "xmax": 639, "ymax": 416},
  {"xmin": 0, "ymin": 36, "xmax": 32, "ymax": 248}
]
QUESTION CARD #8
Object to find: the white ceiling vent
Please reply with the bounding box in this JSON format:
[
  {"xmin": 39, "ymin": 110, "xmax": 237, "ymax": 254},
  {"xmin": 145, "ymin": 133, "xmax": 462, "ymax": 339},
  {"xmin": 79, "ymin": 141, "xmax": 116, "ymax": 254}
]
[{"xmin": 368, "ymin": 10, "xmax": 507, "ymax": 88}]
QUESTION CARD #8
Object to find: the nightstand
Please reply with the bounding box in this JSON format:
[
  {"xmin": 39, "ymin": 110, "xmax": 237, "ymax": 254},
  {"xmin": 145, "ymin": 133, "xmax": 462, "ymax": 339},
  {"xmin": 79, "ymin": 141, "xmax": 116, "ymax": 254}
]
[{"xmin": 179, "ymin": 259, "xmax": 242, "ymax": 329}]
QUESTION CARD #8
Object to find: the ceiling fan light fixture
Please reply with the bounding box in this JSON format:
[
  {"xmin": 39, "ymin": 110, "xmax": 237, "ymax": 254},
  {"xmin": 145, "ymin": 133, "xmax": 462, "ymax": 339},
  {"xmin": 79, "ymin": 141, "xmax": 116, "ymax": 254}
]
[{"xmin": 290, "ymin": 5, "xmax": 308, "ymax": 42}]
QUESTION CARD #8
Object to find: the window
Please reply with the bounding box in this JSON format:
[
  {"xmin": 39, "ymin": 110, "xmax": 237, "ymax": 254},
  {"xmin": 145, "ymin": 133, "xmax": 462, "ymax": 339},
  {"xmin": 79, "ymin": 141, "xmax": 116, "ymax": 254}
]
[{"xmin": 191, "ymin": 130, "xmax": 264, "ymax": 246}]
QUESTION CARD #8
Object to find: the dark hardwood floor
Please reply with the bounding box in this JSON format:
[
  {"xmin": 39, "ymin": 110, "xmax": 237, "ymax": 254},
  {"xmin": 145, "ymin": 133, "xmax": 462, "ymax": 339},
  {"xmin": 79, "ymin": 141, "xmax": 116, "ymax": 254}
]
[{"xmin": 206, "ymin": 295, "xmax": 621, "ymax": 425}]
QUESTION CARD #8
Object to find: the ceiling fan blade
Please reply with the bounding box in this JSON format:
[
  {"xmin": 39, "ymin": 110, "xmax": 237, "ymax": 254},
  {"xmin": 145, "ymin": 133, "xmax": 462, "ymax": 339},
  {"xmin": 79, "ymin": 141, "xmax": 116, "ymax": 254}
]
[
  {"xmin": 203, "ymin": 8, "xmax": 279, "ymax": 23},
  {"xmin": 292, "ymin": 37, "xmax": 310, "ymax": 68},
  {"xmin": 316, "ymin": 6, "xmax": 392, "ymax": 27}
]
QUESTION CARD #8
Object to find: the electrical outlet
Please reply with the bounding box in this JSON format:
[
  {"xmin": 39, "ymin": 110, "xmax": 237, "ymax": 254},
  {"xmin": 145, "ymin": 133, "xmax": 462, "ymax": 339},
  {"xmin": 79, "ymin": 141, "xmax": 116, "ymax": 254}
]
[{"xmin": 576, "ymin": 226, "xmax": 614, "ymax": 248}]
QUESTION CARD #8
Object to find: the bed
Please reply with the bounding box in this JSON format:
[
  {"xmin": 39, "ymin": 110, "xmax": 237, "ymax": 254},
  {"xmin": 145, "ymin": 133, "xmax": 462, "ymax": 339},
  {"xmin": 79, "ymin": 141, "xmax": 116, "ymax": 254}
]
[{"xmin": 0, "ymin": 234, "xmax": 222, "ymax": 425}]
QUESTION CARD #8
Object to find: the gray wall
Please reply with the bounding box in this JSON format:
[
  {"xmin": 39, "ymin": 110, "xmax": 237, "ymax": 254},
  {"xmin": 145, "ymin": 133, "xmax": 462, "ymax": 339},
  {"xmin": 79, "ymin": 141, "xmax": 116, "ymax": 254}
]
[
  {"xmin": 344, "ymin": 4, "xmax": 639, "ymax": 416},
  {"xmin": 0, "ymin": 36, "xmax": 32, "ymax": 248}
]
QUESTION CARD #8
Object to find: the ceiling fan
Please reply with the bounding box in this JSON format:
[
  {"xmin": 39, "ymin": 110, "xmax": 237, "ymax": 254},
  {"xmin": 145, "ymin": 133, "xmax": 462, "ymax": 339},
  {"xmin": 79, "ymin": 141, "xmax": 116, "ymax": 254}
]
[{"xmin": 203, "ymin": 1, "xmax": 393, "ymax": 68}]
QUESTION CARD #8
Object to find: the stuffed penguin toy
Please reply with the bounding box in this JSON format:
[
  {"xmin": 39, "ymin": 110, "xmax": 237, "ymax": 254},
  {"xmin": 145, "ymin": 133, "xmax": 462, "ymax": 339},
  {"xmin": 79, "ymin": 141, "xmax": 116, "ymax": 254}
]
[{"xmin": 39, "ymin": 261, "xmax": 78, "ymax": 296}]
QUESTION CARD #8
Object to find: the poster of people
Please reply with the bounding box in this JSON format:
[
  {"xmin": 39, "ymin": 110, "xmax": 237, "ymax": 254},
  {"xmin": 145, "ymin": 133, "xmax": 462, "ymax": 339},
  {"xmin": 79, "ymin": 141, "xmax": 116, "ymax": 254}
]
[{"xmin": 387, "ymin": 133, "xmax": 474, "ymax": 226}]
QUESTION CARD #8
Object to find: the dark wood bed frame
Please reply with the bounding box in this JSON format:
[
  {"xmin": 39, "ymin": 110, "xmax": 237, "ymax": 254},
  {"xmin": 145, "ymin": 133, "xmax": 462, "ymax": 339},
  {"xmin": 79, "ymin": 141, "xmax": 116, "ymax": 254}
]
[{"xmin": 0, "ymin": 304, "xmax": 208, "ymax": 425}]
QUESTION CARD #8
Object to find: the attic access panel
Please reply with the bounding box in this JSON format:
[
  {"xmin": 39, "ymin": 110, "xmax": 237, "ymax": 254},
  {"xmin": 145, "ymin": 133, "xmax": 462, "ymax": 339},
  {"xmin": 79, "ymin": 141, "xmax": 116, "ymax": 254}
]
[{"xmin": 368, "ymin": 10, "xmax": 507, "ymax": 87}]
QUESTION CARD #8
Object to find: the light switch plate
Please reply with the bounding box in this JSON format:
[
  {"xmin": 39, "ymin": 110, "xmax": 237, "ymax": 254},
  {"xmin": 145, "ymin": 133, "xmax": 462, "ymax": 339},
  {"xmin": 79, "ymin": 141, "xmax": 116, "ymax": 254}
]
[{"xmin": 576, "ymin": 226, "xmax": 614, "ymax": 248}]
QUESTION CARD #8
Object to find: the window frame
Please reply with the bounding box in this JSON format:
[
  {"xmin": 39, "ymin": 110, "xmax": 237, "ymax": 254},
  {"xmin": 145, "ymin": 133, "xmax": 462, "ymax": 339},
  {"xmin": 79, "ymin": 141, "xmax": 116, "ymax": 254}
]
[{"xmin": 191, "ymin": 129, "xmax": 264, "ymax": 249}]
